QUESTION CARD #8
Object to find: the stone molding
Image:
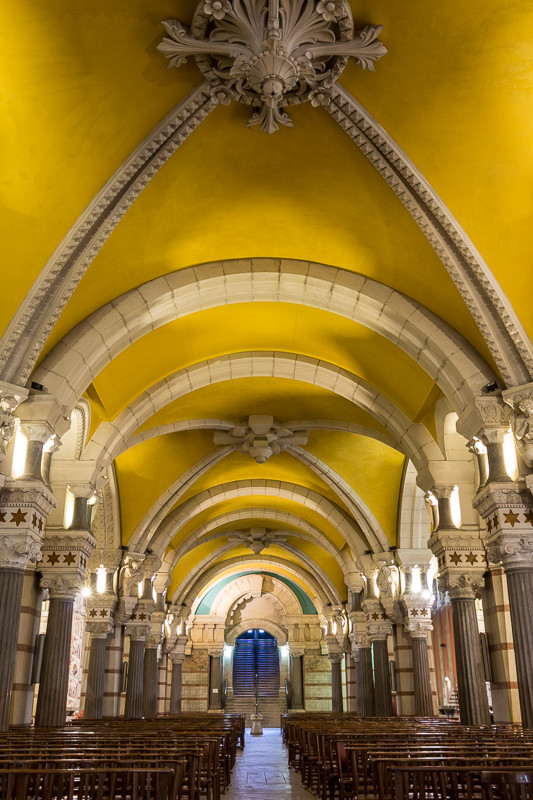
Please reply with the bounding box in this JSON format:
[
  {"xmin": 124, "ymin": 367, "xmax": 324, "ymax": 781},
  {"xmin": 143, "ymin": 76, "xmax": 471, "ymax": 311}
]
[
  {"xmin": 158, "ymin": 0, "xmax": 386, "ymax": 134},
  {"xmin": 0, "ymin": 480, "xmax": 56, "ymax": 521},
  {"xmin": 428, "ymin": 528, "xmax": 486, "ymax": 595},
  {"xmin": 473, "ymin": 480, "xmax": 533, "ymax": 569},
  {"xmin": 40, "ymin": 530, "xmax": 96, "ymax": 597},
  {"xmin": 86, "ymin": 591, "xmax": 117, "ymax": 626},
  {"xmin": 325, "ymin": 85, "xmax": 533, "ymax": 386}
]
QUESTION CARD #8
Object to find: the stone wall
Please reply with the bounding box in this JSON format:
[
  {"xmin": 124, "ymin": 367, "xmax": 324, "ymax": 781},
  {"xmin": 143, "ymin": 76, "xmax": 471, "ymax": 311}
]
[
  {"xmin": 303, "ymin": 651, "xmax": 332, "ymax": 711},
  {"xmin": 182, "ymin": 649, "xmax": 209, "ymax": 711}
]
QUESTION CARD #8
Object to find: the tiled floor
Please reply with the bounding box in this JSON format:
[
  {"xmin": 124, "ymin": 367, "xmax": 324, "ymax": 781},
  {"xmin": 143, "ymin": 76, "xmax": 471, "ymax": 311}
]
[{"xmin": 227, "ymin": 727, "xmax": 315, "ymax": 798}]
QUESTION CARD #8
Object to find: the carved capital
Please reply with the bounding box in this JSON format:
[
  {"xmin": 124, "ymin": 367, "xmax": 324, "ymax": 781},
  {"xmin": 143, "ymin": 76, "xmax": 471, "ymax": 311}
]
[
  {"xmin": 86, "ymin": 621, "xmax": 112, "ymax": 638},
  {"xmin": 362, "ymin": 597, "xmax": 392, "ymax": 640},
  {"xmin": 0, "ymin": 533, "xmax": 42, "ymax": 570},
  {"xmin": 40, "ymin": 530, "xmax": 96, "ymax": 581},
  {"xmin": 125, "ymin": 622, "xmax": 149, "ymax": 642},
  {"xmin": 328, "ymin": 651, "xmax": 344, "ymax": 664},
  {"xmin": 486, "ymin": 534, "xmax": 533, "ymax": 570},
  {"xmin": 405, "ymin": 618, "xmax": 434, "ymax": 638},
  {"xmin": 146, "ymin": 633, "xmax": 162, "ymax": 650},
  {"xmin": 86, "ymin": 591, "xmax": 116, "ymax": 624},
  {"xmin": 441, "ymin": 571, "xmax": 485, "ymax": 600},
  {"xmin": 40, "ymin": 573, "xmax": 84, "ymax": 599},
  {"xmin": 457, "ymin": 395, "xmax": 511, "ymax": 441},
  {"xmin": 428, "ymin": 529, "xmax": 486, "ymax": 593}
]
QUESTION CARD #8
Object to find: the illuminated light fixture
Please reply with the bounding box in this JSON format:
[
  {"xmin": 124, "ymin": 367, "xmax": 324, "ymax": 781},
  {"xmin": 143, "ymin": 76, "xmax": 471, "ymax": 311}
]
[
  {"xmin": 137, "ymin": 581, "xmax": 144, "ymax": 598},
  {"xmin": 95, "ymin": 565, "xmax": 107, "ymax": 594},
  {"xmin": 450, "ymin": 485, "xmax": 462, "ymax": 528},
  {"xmin": 63, "ymin": 487, "xmax": 75, "ymax": 530},
  {"xmin": 411, "ymin": 565, "xmax": 422, "ymax": 594},
  {"xmin": 400, "ymin": 571, "xmax": 406, "ymax": 594},
  {"xmin": 259, "ymin": 629, "xmax": 265, "ymax": 633},
  {"xmin": 472, "ymin": 436, "xmax": 487, "ymax": 455},
  {"xmin": 81, "ymin": 586, "xmax": 91, "ymax": 598},
  {"xmin": 247, "ymin": 629, "xmax": 253, "ymax": 633},
  {"xmin": 503, "ymin": 428, "xmax": 519, "ymax": 480},
  {"xmin": 11, "ymin": 426, "xmax": 27, "ymax": 479}
]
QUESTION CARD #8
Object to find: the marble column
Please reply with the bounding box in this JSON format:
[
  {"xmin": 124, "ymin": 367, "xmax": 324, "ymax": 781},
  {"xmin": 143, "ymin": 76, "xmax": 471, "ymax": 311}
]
[
  {"xmin": 359, "ymin": 641, "xmax": 375, "ymax": 716},
  {"xmin": 142, "ymin": 636, "xmax": 159, "ymax": 719},
  {"xmin": 289, "ymin": 652, "xmax": 304, "ymax": 709},
  {"xmin": 329, "ymin": 653, "xmax": 343, "ymax": 713},
  {"xmin": 170, "ymin": 654, "xmax": 184, "ymax": 713},
  {"xmin": 0, "ymin": 480, "xmax": 55, "ymax": 731},
  {"xmin": 35, "ymin": 587, "xmax": 77, "ymax": 727},
  {"xmin": 504, "ymin": 567, "xmax": 533, "ymax": 729},
  {"xmin": 411, "ymin": 636, "xmax": 434, "ymax": 716},
  {"xmin": 429, "ymin": 486, "xmax": 490, "ymax": 726},
  {"xmin": 209, "ymin": 649, "xmax": 223, "ymax": 711},
  {"xmin": 0, "ymin": 568, "xmax": 25, "ymax": 729},
  {"xmin": 450, "ymin": 591, "xmax": 491, "ymax": 725},
  {"xmin": 124, "ymin": 635, "xmax": 145, "ymax": 720},
  {"xmin": 84, "ymin": 629, "xmax": 109, "ymax": 719},
  {"xmin": 373, "ymin": 639, "xmax": 393, "ymax": 717}
]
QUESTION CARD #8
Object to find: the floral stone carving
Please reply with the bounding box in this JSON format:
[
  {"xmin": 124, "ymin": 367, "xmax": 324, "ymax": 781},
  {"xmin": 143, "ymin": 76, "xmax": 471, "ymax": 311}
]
[{"xmin": 158, "ymin": 0, "xmax": 386, "ymax": 133}]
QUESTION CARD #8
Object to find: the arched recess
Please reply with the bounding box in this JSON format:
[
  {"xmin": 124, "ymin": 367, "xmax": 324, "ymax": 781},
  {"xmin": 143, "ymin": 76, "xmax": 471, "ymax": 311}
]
[
  {"xmin": 226, "ymin": 620, "xmax": 288, "ymax": 645},
  {"xmin": 139, "ymin": 480, "xmax": 373, "ymax": 566},
  {"xmin": 33, "ymin": 262, "xmax": 495, "ymax": 418},
  {"xmin": 81, "ymin": 352, "xmax": 444, "ymax": 487},
  {"xmin": 3, "ymin": 77, "xmax": 530, "ymax": 386},
  {"xmin": 397, "ymin": 460, "xmax": 431, "ymax": 551},
  {"xmin": 209, "ymin": 575, "xmax": 303, "ymax": 618},
  {"xmin": 177, "ymin": 555, "xmax": 342, "ymax": 610}
]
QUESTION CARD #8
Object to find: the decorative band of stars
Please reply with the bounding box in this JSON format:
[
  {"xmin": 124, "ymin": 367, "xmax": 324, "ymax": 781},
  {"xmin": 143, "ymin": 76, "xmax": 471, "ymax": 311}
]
[
  {"xmin": 487, "ymin": 509, "xmax": 533, "ymax": 530},
  {"xmin": 0, "ymin": 507, "xmax": 43, "ymax": 530},
  {"xmin": 408, "ymin": 608, "xmax": 430, "ymax": 616},
  {"xmin": 88, "ymin": 608, "xmax": 109, "ymax": 618},
  {"xmin": 44, "ymin": 551, "xmax": 87, "ymax": 568},
  {"xmin": 448, "ymin": 551, "xmax": 480, "ymax": 566}
]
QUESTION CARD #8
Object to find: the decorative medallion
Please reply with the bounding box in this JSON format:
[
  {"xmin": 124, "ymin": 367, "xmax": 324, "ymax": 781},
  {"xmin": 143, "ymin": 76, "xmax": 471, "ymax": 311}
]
[{"xmin": 158, "ymin": 0, "xmax": 386, "ymax": 133}]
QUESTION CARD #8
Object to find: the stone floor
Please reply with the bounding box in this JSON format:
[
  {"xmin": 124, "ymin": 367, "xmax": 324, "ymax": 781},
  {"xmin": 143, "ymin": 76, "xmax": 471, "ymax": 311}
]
[{"xmin": 227, "ymin": 727, "xmax": 314, "ymax": 799}]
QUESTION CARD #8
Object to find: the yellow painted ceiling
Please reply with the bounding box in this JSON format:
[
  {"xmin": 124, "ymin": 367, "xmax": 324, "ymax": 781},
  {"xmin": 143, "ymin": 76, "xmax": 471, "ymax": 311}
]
[{"xmin": 3, "ymin": 0, "xmax": 530, "ymax": 605}]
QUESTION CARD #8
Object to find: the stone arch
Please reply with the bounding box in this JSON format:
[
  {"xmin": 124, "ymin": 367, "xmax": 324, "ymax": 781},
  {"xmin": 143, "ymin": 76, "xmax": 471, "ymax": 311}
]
[
  {"xmin": 33, "ymin": 262, "xmax": 495, "ymax": 418},
  {"xmin": 225, "ymin": 619, "xmax": 288, "ymax": 645}
]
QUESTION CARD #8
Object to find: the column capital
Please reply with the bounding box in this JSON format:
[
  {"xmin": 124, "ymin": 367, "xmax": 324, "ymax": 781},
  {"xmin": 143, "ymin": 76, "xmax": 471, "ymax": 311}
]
[
  {"xmin": 86, "ymin": 591, "xmax": 117, "ymax": 625},
  {"xmin": 328, "ymin": 651, "xmax": 344, "ymax": 664},
  {"xmin": 0, "ymin": 383, "xmax": 28, "ymax": 465},
  {"xmin": 362, "ymin": 597, "xmax": 392, "ymax": 640},
  {"xmin": 146, "ymin": 633, "xmax": 161, "ymax": 650},
  {"xmin": 40, "ymin": 573, "xmax": 84, "ymax": 599},
  {"xmin": 473, "ymin": 481, "xmax": 533, "ymax": 569},
  {"xmin": 502, "ymin": 381, "xmax": 533, "ymax": 468},
  {"xmin": 86, "ymin": 621, "xmax": 112, "ymax": 638},
  {"xmin": 404, "ymin": 615, "xmax": 433, "ymax": 638},
  {"xmin": 40, "ymin": 530, "xmax": 96, "ymax": 592},
  {"xmin": 0, "ymin": 532, "xmax": 42, "ymax": 570},
  {"xmin": 170, "ymin": 651, "xmax": 185, "ymax": 665},
  {"xmin": 428, "ymin": 527, "xmax": 486, "ymax": 598},
  {"xmin": 125, "ymin": 622, "xmax": 149, "ymax": 642},
  {"xmin": 456, "ymin": 395, "xmax": 511, "ymax": 442}
]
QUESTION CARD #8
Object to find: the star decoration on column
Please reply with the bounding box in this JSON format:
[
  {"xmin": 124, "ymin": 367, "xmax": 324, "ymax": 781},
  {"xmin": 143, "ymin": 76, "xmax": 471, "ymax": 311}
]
[
  {"xmin": 465, "ymin": 552, "xmax": 478, "ymax": 565},
  {"xmin": 0, "ymin": 511, "xmax": 5, "ymax": 522},
  {"xmin": 420, "ymin": 609, "xmax": 428, "ymax": 616},
  {"xmin": 99, "ymin": 609, "xmax": 108, "ymax": 617},
  {"xmin": 32, "ymin": 513, "xmax": 38, "ymax": 527},
  {"xmin": 449, "ymin": 552, "xmax": 462, "ymax": 565},
  {"xmin": 138, "ymin": 612, "xmax": 147, "ymax": 621},
  {"xmin": 89, "ymin": 609, "xmax": 98, "ymax": 617},
  {"xmin": 523, "ymin": 510, "xmax": 533, "ymax": 526},
  {"xmin": 411, "ymin": 609, "xmax": 419, "ymax": 616},
  {"xmin": 504, "ymin": 510, "xmax": 520, "ymax": 527},
  {"xmin": 10, "ymin": 508, "xmax": 27, "ymax": 526},
  {"xmin": 371, "ymin": 612, "xmax": 380, "ymax": 620},
  {"xmin": 38, "ymin": 518, "xmax": 43, "ymax": 531},
  {"xmin": 63, "ymin": 552, "xmax": 76, "ymax": 565},
  {"xmin": 491, "ymin": 514, "xmax": 499, "ymax": 530},
  {"xmin": 47, "ymin": 552, "xmax": 60, "ymax": 565},
  {"xmin": 486, "ymin": 517, "xmax": 493, "ymax": 532}
]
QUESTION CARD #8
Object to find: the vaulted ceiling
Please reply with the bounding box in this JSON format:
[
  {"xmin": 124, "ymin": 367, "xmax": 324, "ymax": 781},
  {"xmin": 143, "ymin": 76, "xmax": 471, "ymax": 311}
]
[{"xmin": 2, "ymin": 0, "xmax": 532, "ymax": 611}]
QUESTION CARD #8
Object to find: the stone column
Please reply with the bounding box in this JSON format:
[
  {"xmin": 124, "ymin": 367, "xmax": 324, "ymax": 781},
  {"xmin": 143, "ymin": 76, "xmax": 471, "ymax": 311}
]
[
  {"xmin": 402, "ymin": 571, "xmax": 435, "ymax": 717},
  {"xmin": 429, "ymin": 487, "xmax": 491, "ymax": 726},
  {"xmin": 35, "ymin": 579, "xmax": 78, "ymax": 727},
  {"xmin": 35, "ymin": 529, "xmax": 95, "ymax": 728},
  {"xmin": 359, "ymin": 638, "xmax": 375, "ymax": 716},
  {"xmin": 84, "ymin": 626, "xmax": 110, "ymax": 719},
  {"xmin": 143, "ymin": 634, "xmax": 160, "ymax": 719},
  {"xmin": 289, "ymin": 650, "xmax": 304, "ymax": 709},
  {"xmin": 103, "ymin": 624, "xmax": 124, "ymax": 717},
  {"xmin": 0, "ymin": 480, "xmax": 55, "ymax": 730},
  {"xmin": 475, "ymin": 471, "xmax": 533, "ymax": 728},
  {"xmin": 329, "ymin": 652, "xmax": 344, "ymax": 713},
  {"xmin": 363, "ymin": 595, "xmax": 393, "ymax": 717},
  {"xmin": 124, "ymin": 631, "xmax": 145, "ymax": 720},
  {"xmin": 209, "ymin": 648, "xmax": 223, "ymax": 710},
  {"xmin": 170, "ymin": 654, "xmax": 184, "ymax": 713}
]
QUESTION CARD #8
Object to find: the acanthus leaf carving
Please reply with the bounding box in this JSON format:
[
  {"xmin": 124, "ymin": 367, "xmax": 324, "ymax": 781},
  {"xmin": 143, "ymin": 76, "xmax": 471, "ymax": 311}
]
[{"xmin": 158, "ymin": 0, "xmax": 386, "ymax": 134}]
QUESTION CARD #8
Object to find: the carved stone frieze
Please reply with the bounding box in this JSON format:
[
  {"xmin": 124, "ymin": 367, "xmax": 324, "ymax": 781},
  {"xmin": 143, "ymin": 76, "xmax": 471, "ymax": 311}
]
[
  {"xmin": 158, "ymin": 0, "xmax": 386, "ymax": 134},
  {"xmin": 502, "ymin": 382, "xmax": 533, "ymax": 468},
  {"xmin": 0, "ymin": 479, "xmax": 56, "ymax": 525}
]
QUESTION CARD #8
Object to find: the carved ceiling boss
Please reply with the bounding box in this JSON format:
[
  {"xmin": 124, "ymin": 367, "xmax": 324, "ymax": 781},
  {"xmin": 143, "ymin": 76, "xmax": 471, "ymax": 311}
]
[{"xmin": 158, "ymin": 0, "xmax": 387, "ymax": 133}]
